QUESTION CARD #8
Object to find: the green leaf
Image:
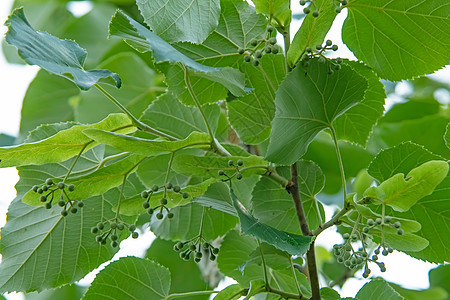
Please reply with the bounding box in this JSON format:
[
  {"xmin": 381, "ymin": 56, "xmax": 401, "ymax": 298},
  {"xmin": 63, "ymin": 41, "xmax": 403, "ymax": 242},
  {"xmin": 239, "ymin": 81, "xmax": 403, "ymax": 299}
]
[
  {"xmin": 193, "ymin": 181, "xmax": 237, "ymax": 216},
  {"xmin": 287, "ymin": 0, "xmax": 337, "ymax": 67},
  {"xmin": 342, "ymin": 0, "xmax": 450, "ymax": 81},
  {"xmin": 74, "ymin": 52, "xmax": 160, "ymax": 124},
  {"xmin": 333, "ymin": 60, "xmax": 386, "ymax": 146},
  {"xmin": 228, "ymin": 54, "xmax": 286, "ymax": 144},
  {"xmin": 320, "ymin": 287, "xmax": 341, "ymax": 300},
  {"xmin": 22, "ymin": 154, "xmax": 146, "ymax": 206},
  {"xmin": 230, "ymin": 189, "xmax": 314, "ymax": 256},
  {"xmin": 356, "ymin": 278, "xmax": 403, "ymax": 300},
  {"xmin": 213, "ymin": 284, "xmax": 245, "ymax": 300},
  {"xmin": 4, "ymin": 8, "xmax": 121, "ymax": 90},
  {"xmin": 0, "ymin": 113, "xmax": 133, "ymax": 168},
  {"xmin": 429, "ymin": 265, "xmax": 450, "ymax": 296},
  {"xmin": 379, "ymin": 100, "xmax": 440, "ymax": 124},
  {"xmin": 24, "ymin": 284, "xmax": 86, "ymax": 300},
  {"xmin": 0, "ymin": 136, "xmax": 118, "ymax": 292},
  {"xmin": 0, "ymin": 133, "xmax": 15, "ymax": 147},
  {"xmin": 146, "ymin": 239, "xmax": 210, "ymax": 299},
  {"xmin": 244, "ymin": 280, "xmax": 266, "ymax": 299},
  {"xmin": 266, "ymin": 59, "xmax": 368, "ymax": 164},
  {"xmin": 83, "ymin": 130, "xmax": 211, "ymax": 156},
  {"xmin": 445, "ymin": 122, "xmax": 450, "ymax": 149},
  {"xmin": 140, "ymin": 93, "xmax": 220, "ymax": 139},
  {"xmin": 83, "ymin": 257, "xmax": 171, "ymax": 300},
  {"xmin": 389, "ymin": 282, "xmax": 447, "ymax": 300},
  {"xmin": 137, "ymin": 0, "xmax": 220, "ymax": 44},
  {"xmin": 119, "ymin": 178, "xmax": 217, "ymax": 215},
  {"xmin": 149, "ymin": 202, "xmax": 238, "ymax": 241},
  {"xmin": 109, "ymin": 10, "xmax": 249, "ymax": 100},
  {"xmin": 18, "ymin": 70, "xmax": 78, "ymax": 142},
  {"xmin": 252, "ymin": 160, "xmax": 325, "ymax": 233},
  {"xmin": 373, "ymin": 115, "xmax": 450, "ymax": 159},
  {"xmin": 368, "ymin": 142, "xmax": 444, "ymax": 182},
  {"xmin": 216, "ymin": 230, "xmax": 261, "ymax": 285},
  {"xmin": 172, "ymin": 155, "xmax": 269, "ymax": 178},
  {"xmin": 253, "ymin": 0, "xmax": 291, "ymax": 28},
  {"xmin": 364, "ymin": 160, "xmax": 448, "ymax": 212}
]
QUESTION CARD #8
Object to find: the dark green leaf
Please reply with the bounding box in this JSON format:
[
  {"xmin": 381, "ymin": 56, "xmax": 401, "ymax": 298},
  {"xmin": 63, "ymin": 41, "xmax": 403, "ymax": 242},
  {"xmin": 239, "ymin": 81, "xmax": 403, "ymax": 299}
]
[
  {"xmin": 266, "ymin": 59, "xmax": 367, "ymax": 164},
  {"xmin": 24, "ymin": 284, "xmax": 86, "ymax": 300},
  {"xmin": 0, "ymin": 133, "xmax": 15, "ymax": 147},
  {"xmin": 389, "ymin": 282, "xmax": 447, "ymax": 300},
  {"xmin": 4, "ymin": 8, "xmax": 121, "ymax": 90},
  {"xmin": 343, "ymin": 0, "xmax": 450, "ymax": 80},
  {"xmin": 83, "ymin": 257, "xmax": 171, "ymax": 299},
  {"xmin": 213, "ymin": 284, "xmax": 245, "ymax": 300},
  {"xmin": 231, "ymin": 189, "xmax": 314, "ymax": 256},
  {"xmin": 137, "ymin": 0, "xmax": 220, "ymax": 44},
  {"xmin": 429, "ymin": 265, "xmax": 450, "ymax": 296}
]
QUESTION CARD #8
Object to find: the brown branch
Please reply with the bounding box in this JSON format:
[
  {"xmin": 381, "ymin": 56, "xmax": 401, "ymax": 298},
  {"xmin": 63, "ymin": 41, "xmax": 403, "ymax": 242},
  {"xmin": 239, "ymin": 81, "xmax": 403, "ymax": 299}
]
[{"xmin": 286, "ymin": 162, "xmax": 321, "ymax": 300}]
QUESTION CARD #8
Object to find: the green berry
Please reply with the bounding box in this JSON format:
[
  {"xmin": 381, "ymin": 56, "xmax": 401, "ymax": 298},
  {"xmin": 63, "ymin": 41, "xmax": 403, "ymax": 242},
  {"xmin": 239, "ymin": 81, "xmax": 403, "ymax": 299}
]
[
  {"xmin": 141, "ymin": 191, "xmax": 149, "ymax": 199},
  {"xmin": 237, "ymin": 47, "xmax": 245, "ymax": 54},
  {"xmin": 237, "ymin": 159, "xmax": 244, "ymax": 166},
  {"xmin": 316, "ymin": 44, "xmax": 322, "ymax": 50},
  {"xmin": 380, "ymin": 266, "xmax": 386, "ymax": 272},
  {"xmin": 182, "ymin": 192, "xmax": 189, "ymax": 199},
  {"xmin": 363, "ymin": 227, "xmax": 370, "ymax": 233},
  {"xmin": 394, "ymin": 221, "xmax": 401, "ymax": 228},
  {"xmin": 300, "ymin": 0, "xmax": 306, "ymax": 5},
  {"xmin": 111, "ymin": 234, "xmax": 118, "ymax": 241},
  {"xmin": 203, "ymin": 242, "xmax": 210, "ymax": 249},
  {"xmin": 372, "ymin": 255, "xmax": 378, "ymax": 261},
  {"xmin": 267, "ymin": 25, "xmax": 274, "ymax": 33},
  {"xmin": 45, "ymin": 203, "xmax": 52, "ymax": 209},
  {"xmin": 388, "ymin": 247, "xmax": 394, "ymax": 253},
  {"xmin": 250, "ymin": 39, "xmax": 258, "ymax": 46},
  {"xmin": 397, "ymin": 229, "xmax": 404, "ymax": 235},
  {"xmin": 91, "ymin": 227, "xmax": 98, "ymax": 234},
  {"xmin": 306, "ymin": 46, "xmax": 312, "ymax": 53},
  {"xmin": 385, "ymin": 216, "xmax": 392, "ymax": 223},
  {"xmin": 334, "ymin": 64, "xmax": 342, "ymax": 71},
  {"xmin": 117, "ymin": 223, "xmax": 124, "ymax": 231},
  {"xmin": 303, "ymin": 7, "xmax": 310, "ymax": 14},
  {"xmin": 271, "ymin": 46, "xmax": 279, "ymax": 54},
  {"xmin": 343, "ymin": 233, "xmax": 350, "ymax": 239},
  {"xmin": 156, "ymin": 212, "xmax": 164, "ymax": 220},
  {"xmin": 152, "ymin": 185, "xmax": 159, "ymax": 192},
  {"xmin": 148, "ymin": 208, "xmax": 154, "ymax": 215},
  {"xmin": 42, "ymin": 185, "xmax": 48, "ymax": 192},
  {"xmin": 177, "ymin": 242, "xmax": 184, "ymax": 249},
  {"xmin": 335, "ymin": 7, "xmax": 342, "ymax": 13},
  {"xmin": 367, "ymin": 219, "xmax": 375, "ymax": 226},
  {"xmin": 252, "ymin": 59, "xmax": 260, "ymax": 66},
  {"xmin": 129, "ymin": 225, "xmax": 136, "ymax": 232},
  {"xmin": 45, "ymin": 178, "xmax": 53, "ymax": 185},
  {"xmin": 196, "ymin": 251, "xmax": 203, "ymax": 258},
  {"xmin": 236, "ymin": 173, "xmax": 243, "ymax": 180},
  {"xmin": 173, "ymin": 245, "xmax": 179, "ymax": 251},
  {"xmin": 132, "ymin": 232, "xmax": 139, "ymax": 239},
  {"xmin": 189, "ymin": 244, "xmax": 196, "ymax": 251},
  {"xmin": 332, "ymin": 45, "xmax": 338, "ymax": 51},
  {"xmin": 173, "ymin": 186, "xmax": 181, "ymax": 193},
  {"xmin": 77, "ymin": 201, "xmax": 84, "ymax": 208},
  {"xmin": 142, "ymin": 202, "xmax": 150, "ymax": 209},
  {"xmin": 57, "ymin": 182, "xmax": 65, "ymax": 189},
  {"xmin": 210, "ymin": 254, "xmax": 216, "ymax": 261},
  {"xmin": 264, "ymin": 46, "xmax": 272, "ymax": 54},
  {"xmin": 255, "ymin": 50, "xmax": 262, "ymax": 58},
  {"xmin": 111, "ymin": 241, "xmax": 118, "ymax": 248},
  {"xmin": 363, "ymin": 271, "xmax": 370, "ymax": 278},
  {"xmin": 110, "ymin": 222, "xmax": 117, "ymax": 229},
  {"xmin": 244, "ymin": 55, "xmax": 251, "ymax": 62},
  {"xmin": 167, "ymin": 213, "xmax": 174, "ymax": 219},
  {"xmin": 218, "ymin": 170, "xmax": 225, "ymax": 176},
  {"xmin": 326, "ymin": 40, "xmax": 332, "ymax": 46},
  {"xmin": 212, "ymin": 248, "xmax": 219, "ymax": 254},
  {"xmin": 37, "ymin": 188, "xmax": 43, "ymax": 194},
  {"xmin": 269, "ymin": 37, "xmax": 277, "ymax": 45},
  {"xmin": 57, "ymin": 200, "xmax": 65, "ymax": 207},
  {"xmin": 97, "ymin": 222, "xmax": 104, "ymax": 230},
  {"xmin": 32, "ymin": 185, "xmax": 39, "ymax": 192},
  {"xmin": 376, "ymin": 218, "xmax": 382, "ymax": 225},
  {"xmin": 337, "ymin": 257, "xmax": 344, "ymax": 263},
  {"xmin": 318, "ymin": 56, "xmax": 326, "ymax": 64},
  {"xmin": 67, "ymin": 184, "xmax": 75, "ymax": 192},
  {"xmin": 96, "ymin": 235, "xmax": 103, "ymax": 243},
  {"xmin": 70, "ymin": 207, "xmax": 77, "ymax": 214},
  {"xmin": 40, "ymin": 195, "xmax": 47, "ymax": 202},
  {"xmin": 61, "ymin": 210, "xmax": 68, "ymax": 216},
  {"xmin": 312, "ymin": 10, "xmax": 319, "ymax": 17},
  {"xmin": 342, "ymin": 0, "xmax": 348, "ymax": 5},
  {"xmin": 160, "ymin": 198, "xmax": 168, "ymax": 205},
  {"xmin": 374, "ymin": 248, "xmax": 380, "ymax": 255},
  {"xmin": 345, "ymin": 244, "xmax": 352, "ymax": 252},
  {"xmin": 166, "ymin": 182, "xmax": 173, "ymax": 189},
  {"xmin": 194, "ymin": 257, "xmax": 201, "ymax": 263},
  {"xmin": 382, "ymin": 249, "xmax": 389, "ymax": 256},
  {"xmin": 336, "ymin": 57, "xmax": 343, "ymax": 64}
]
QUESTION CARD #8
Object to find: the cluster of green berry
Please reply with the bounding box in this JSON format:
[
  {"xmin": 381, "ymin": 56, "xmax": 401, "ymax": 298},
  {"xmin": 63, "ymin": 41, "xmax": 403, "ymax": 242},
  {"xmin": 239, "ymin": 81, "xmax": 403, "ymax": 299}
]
[
  {"xmin": 301, "ymin": 40, "xmax": 343, "ymax": 75},
  {"xmin": 237, "ymin": 25, "xmax": 279, "ymax": 66},
  {"xmin": 91, "ymin": 220, "xmax": 138, "ymax": 248},
  {"xmin": 299, "ymin": 0, "xmax": 320, "ymax": 17},
  {"xmin": 141, "ymin": 183, "xmax": 189, "ymax": 220},
  {"xmin": 333, "ymin": 0, "xmax": 348, "ymax": 13},
  {"xmin": 31, "ymin": 179, "xmax": 83, "ymax": 216},
  {"xmin": 218, "ymin": 159, "xmax": 244, "ymax": 181},
  {"xmin": 173, "ymin": 240, "xmax": 219, "ymax": 263},
  {"xmin": 363, "ymin": 216, "xmax": 404, "ymax": 236}
]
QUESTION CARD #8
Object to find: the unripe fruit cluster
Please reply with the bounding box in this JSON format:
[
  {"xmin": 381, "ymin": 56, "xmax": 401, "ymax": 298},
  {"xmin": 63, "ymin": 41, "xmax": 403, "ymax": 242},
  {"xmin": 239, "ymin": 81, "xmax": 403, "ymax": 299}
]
[
  {"xmin": 91, "ymin": 221, "xmax": 139, "ymax": 247},
  {"xmin": 141, "ymin": 183, "xmax": 189, "ymax": 221},
  {"xmin": 333, "ymin": 0, "xmax": 348, "ymax": 13},
  {"xmin": 301, "ymin": 40, "xmax": 342, "ymax": 75},
  {"xmin": 238, "ymin": 24, "xmax": 279, "ymax": 66},
  {"xmin": 31, "ymin": 178, "xmax": 83, "ymax": 216},
  {"xmin": 173, "ymin": 240, "xmax": 219, "ymax": 263},
  {"xmin": 299, "ymin": 0, "xmax": 320, "ymax": 17},
  {"xmin": 218, "ymin": 159, "xmax": 244, "ymax": 182},
  {"xmin": 363, "ymin": 216, "xmax": 404, "ymax": 236}
]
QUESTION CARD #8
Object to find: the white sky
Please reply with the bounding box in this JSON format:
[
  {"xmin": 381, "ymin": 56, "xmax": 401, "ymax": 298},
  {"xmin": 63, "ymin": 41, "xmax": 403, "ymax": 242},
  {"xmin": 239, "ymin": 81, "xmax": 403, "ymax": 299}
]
[{"xmin": 0, "ymin": 0, "xmax": 447, "ymax": 299}]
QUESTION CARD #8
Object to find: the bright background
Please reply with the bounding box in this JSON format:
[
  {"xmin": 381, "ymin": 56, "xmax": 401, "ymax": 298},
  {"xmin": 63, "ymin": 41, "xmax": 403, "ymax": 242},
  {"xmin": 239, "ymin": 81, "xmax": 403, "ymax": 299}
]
[{"xmin": 0, "ymin": 0, "xmax": 448, "ymax": 299}]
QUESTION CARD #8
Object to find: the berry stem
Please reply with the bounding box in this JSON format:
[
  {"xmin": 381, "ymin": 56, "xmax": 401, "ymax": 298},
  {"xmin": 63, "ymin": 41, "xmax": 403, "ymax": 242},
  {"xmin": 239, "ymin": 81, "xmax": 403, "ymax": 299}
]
[
  {"xmin": 94, "ymin": 84, "xmax": 178, "ymax": 141},
  {"xmin": 330, "ymin": 126, "xmax": 347, "ymax": 200},
  {"xmin": 63, "ymin": 144, "xmax": 88, "ymax": 183},
  {"xmin": 163, "ymin": 152, "xmax": 175, "ymax": 198}
]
